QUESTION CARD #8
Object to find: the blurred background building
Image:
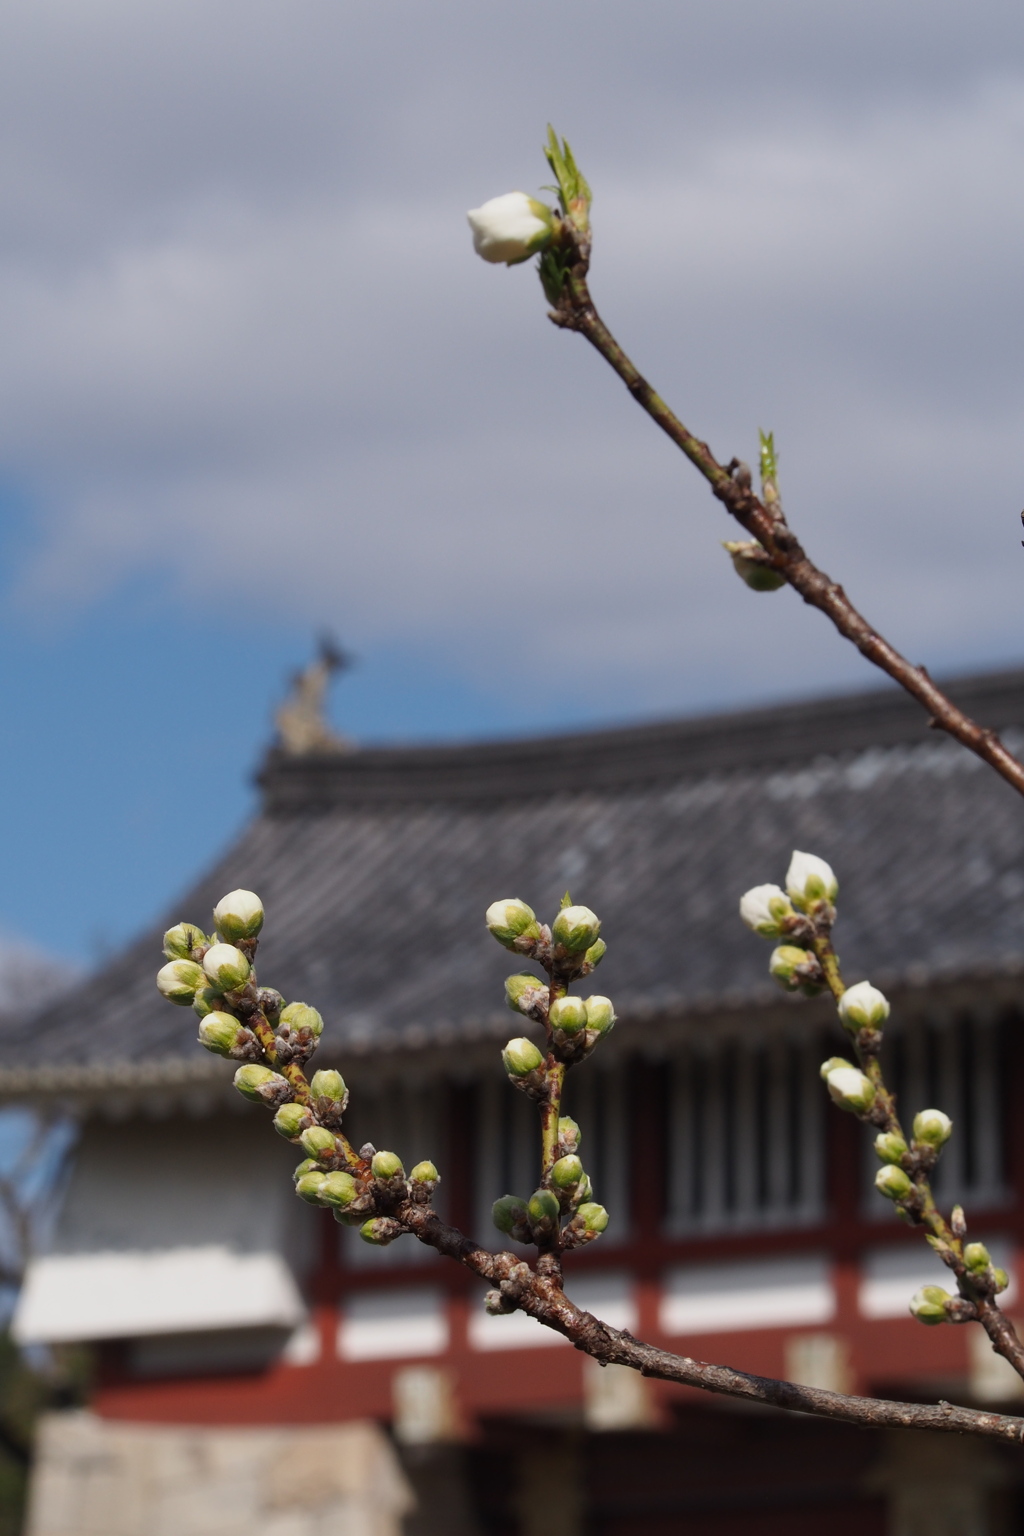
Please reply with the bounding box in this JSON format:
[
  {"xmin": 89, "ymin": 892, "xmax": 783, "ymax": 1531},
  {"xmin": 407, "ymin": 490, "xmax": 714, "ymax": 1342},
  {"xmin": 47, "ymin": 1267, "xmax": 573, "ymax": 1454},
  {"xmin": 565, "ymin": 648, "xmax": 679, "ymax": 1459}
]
[{"xmin": 4, "ymin": 663, "xmax": 1024, "ymax": 1534}]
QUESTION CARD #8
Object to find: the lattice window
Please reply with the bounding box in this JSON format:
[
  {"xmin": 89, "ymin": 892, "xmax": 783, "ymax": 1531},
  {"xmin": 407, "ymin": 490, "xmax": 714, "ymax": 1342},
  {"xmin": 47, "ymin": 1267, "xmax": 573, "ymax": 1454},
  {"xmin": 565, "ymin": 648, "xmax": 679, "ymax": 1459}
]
[{"xmin": 666, "ymin": 1032, "xmax": 825, "ymax": 1235}]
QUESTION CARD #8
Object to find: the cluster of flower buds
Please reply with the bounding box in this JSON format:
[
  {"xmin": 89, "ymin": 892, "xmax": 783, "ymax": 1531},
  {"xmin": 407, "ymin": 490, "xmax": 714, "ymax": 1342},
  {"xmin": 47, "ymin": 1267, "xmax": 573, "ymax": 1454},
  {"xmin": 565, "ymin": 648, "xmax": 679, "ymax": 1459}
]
[
  {"xmin": 869, "ymin": 1105, "xmax": 955, "ymax": 1208},
  {"xmin": 486, "ymin": 896, "xmax": 605, "ymax": 974},
  {"xmin": 739, "ymin": 852, "xmax": 838, "ymax": 998},
  {"xmin": 491, "ymin": 1115, "xmax": 608, "ymax": 1251}
]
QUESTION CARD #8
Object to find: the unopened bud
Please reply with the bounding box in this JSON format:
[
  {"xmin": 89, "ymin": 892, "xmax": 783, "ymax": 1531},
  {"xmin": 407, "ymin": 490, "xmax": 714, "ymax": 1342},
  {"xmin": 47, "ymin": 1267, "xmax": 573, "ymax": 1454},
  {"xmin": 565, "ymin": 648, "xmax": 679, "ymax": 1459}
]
[
  {"xmin": 838, "ymin": 981, "xmax": 890, "ymax": 1030},
  {"xmin": 910, "ymin": 1285, "xmax": 951, "ymax": 1325},
  {"xmin": 233, "ymin": 1064, "xmax": 291, "ymax": 1105},
  {"xmin": 584, "ymin": 995, "xmax": 616, "ymax": 1035},
  {"xmin": 371, "ymin": 1150, "xmax": 404, "ymax": 1180},
  {"xmin": 202, "ymin": 943, "xmax": 251, "ymax": 994},
  {"xmin": 257, "ymin": 988, "xmax": 284, "ymax": 1022},
  {"xmin": 273, "ymin": 1102, "xmax": 313, "ymax": 1141},
  {"xmin": 576, "ymin": 1202, "xmax": 609, "ymax": 1234},
  {"xmin": 192, "ymin": 985, "xmax": 220, "ymax": 1019},
  {"xmin": 156, "ymin": 959, "xmax": 205, "ymax": 1005},
  {"xmin": 198, "ymin": 1010, "xmax": 250, "ymax": 1057},
  {"xmin": 162, "ymin": 922, "xmax": 206, "ymax": 960},
  {"xmin": 557, "ymin": 1116, "xmax": 581, "ymax": 1155},
  {"xmin": 410, "ymin": 1160, "xmax": 439, "ymax": 1186},
  {"xmin": 485, "ymin": 898, "xmax": 541, "ymax": 949},
  {"xmin": 309, "ymin": 1069, "xmax": 348, "ymax": 1121},
  {"xmin": 319, "ymin": 1171, "xmax": 359, "ymax": 1209},
  {"xmin": 467, "ymin": 192, "xmax": 555, "ymax": 266},
  {"xmin": 552, "ymin": 904, "xmax": 601, "ymax": 955},
  {"xmin": 994, "ymin": 1268, "xmax": 1010, "ymax": 1293},
  {"xmin": 528, "ymin": 1188, "xmax": 560, "ymax": 1225},
  {"xmin": 874, "ymin": 1131, "xmax": 908, "ymax": 1165},
  {"xmin": 584, "ymin": 938, "xmax": 607, "ymax": 969},
  {"xmin": 913, "ymin": 1109, "xmax": 953, "ymax": 1148},
  {"xmin": 212, "ymin": 888, "xmax": 264, "ymax": 943},
  {"xmin": 278, "ymin": 1002, "xmax": 324, "ymax": 1038},
  {"xmin": 551, "ymin": 1155, "xmax": 583, "ymax": 1189},
  {"xmin": 503, "ymin": 1037, "xmax": 544, "ymax": 1077},
  {"xmin": 293, "ymin": 1157, "xmax": 318, "ymax": 1180},
  {"xmin": 964, "ymin": 1242, "xmax": 992, "ymax": 1272},
  {"xmin": 875, "ymin": 1164, "xmax": 912, "ymax": 1200},
  {"xmin": 300, "ymin": 1125, "xmax": 338, "ymax": 1162},
  {"xmin": 825, "ymin": 1065, "xmax": 876, "ymax": 1114},
  {"xmin": 739, "ymin": 884, "xmax": 794, "ymax": 938},
  {"xmin": 722, "ymin": 540, "xmax": 786, "ymax": 592},
  {"xmin": 505, "ymin": 973, "xmax": 547, "ymax": 1016},
  {"xmin": 785, "ymin": 850, "xmax": 838, "ymax": 910},
  {"xmin": 769, "ymin": 944, "xmax": 822, "ymax": 994},
  {"xmin": 295, "ymin": 1170, "xmax": 327, "ymax": 1204},
  {"xmin": 820, "ymin": 1056, "xmax": 855, "ymax": 1079},
  {"xmin": 548, "ymin": 996, "xmax": 587, "ymax": 1034},
  {"xmin": 492, "ymin": 1195, "xmax": 529, "ymax": 1235},
  {"xmin": 359, "ymin": 1218, "xmax": 401, "ymax": 1247}
]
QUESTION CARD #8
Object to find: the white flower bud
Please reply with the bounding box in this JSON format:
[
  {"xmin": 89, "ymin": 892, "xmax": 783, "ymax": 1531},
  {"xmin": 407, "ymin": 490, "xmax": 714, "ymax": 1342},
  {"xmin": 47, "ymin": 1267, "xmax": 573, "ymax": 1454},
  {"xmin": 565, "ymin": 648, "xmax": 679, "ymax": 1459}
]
[
  {"xmin": 549, "ymin": 996, "xmax": 588, "ymax": 1034},
  {"xmin": 875, "ymin": 1164, "xmax": 912, "ymax": 1200},
  {"xmin": 162, "ymin": 923, "xmax": 206, "ymax": 960},
  {"xmin": 913, "ymin": 1109, "xmax": 953, "ymax": 1148},
  {"xmin": 739, "ymin": 883, "xmax": 794, "ymax": 938},
  {"xmin": 552, "ymin": 904, "xmax": 601, "ymax": 955},
  {"xmin": 467, "ymin": 192, "xmax": 554, "ymax": 265},
  {"xmin": 820, "ymin": 1056, "xmax": 855, "ymax": 1079},
  {"xmin": 156, "ymin": 959, "xmax": 205, "ymax": 1005},
  {"xmin": 485, "ymin": 898, "xmax": 541, "ymax": 949},
  {"xmin": 197, "ymin": 1010, "xmax": 250, "ymax": 1057},
  {"xmin": 785, "ymin": 850, "xmax": 838, "ymax": 910},
  {"xmin": 837, "ymin": 981, "xmax": 890, "ymax": 1030},
  {"xmin": 769, "ymin": 944, "xmax": 821, "ymax": 994},
  {"xmin": 212, "ymin": 888, "xmax": 264, "ymax": 943},
  {"xmin": 584, "ymin": 995, "xmax": 616, "ymax": 1035},
  {"xmin": 910, "ymin": 1285, "xmax": 951, "ymax": 1325},
  {"xmin": 825, "ymin": 1065, "xmax": 876, "ymax": 1114},
  {"xmin": 202, "ymin": 943, "xmax": 251, "ymax": 993},
  {"xmin": 874, "ymin": 1131, "xmax": 908, "ymax": 1164},
  {"xmin": 502, "ymin": 1037, "xmax": 544, "ymax": 1077}
]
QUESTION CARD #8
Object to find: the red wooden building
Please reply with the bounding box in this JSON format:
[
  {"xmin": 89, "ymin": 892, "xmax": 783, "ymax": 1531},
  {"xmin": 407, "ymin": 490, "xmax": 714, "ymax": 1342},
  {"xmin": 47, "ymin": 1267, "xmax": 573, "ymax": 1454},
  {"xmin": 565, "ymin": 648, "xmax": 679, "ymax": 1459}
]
[{"xmin": 8, "ymin": 668, "xmax": 1024, "ymax": 1535}]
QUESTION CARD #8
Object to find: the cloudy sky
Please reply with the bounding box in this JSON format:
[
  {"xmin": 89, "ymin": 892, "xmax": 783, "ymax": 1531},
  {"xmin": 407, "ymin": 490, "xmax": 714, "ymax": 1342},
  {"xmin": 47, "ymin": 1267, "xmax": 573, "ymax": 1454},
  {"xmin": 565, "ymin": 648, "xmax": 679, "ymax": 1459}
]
[{"xmin": 2, "ymin": 0, "xmax": 1024, "ymax": 962}]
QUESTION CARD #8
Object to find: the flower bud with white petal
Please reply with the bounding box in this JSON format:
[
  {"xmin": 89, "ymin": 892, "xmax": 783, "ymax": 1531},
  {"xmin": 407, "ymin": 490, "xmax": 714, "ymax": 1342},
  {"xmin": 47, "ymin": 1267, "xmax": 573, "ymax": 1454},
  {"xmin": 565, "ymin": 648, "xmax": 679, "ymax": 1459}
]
[
  {"xmin": 212, "ymin": 888, "xmax": 264, "ymax": 943},
  {"xmin": 874, "ymin": 1131, "xmax": 908, "ymax": 1165},
  {"xmin": 278, "ymin": 1002, "xmax": 324, "ymax": 1039},
  {"xmin": 548, "ymin": 996, "xmax": 587, "ymax": 1035},
  {"xmin": 552, "ymin": 905, "xmax": 601, "ymax": 955},
  {"xmin": 785, "ymin": 850, "xmax": 838, "ymax": 910},
  {"xmin": 875, "ymin": 1165, "xmax": 912, "ymax": 1200},
  {"xmin": 467, "ymin": 192, "xmax": 554, "ymax": 265},
  {"xmin": 723, "ymin": 541, "xmax": 786, "ymax": 592},
  {"xmin": 825, "ymin": 1065, "xmax": 876, "ymax": 1114},
  {"xmin": 910, "ymin": 1285, "xmax": 951, "ymax": 1324},
  {"xmin": 739, "ymin": 884, "xmax": 794, "ymax": 938},
  {"xmin": 486, "ymin": 899, "xmax": 541, "ymax": 949},
  {"xmin": 769, "ymin": 945, "xmax": 823, "ymax": 995},
  {"xmin": 584, "ymin": 996, "xmax": 616, "ymax": 1035},
  {"xmin": 820, "ymin": 1056, "xmax": 855, "ymax": 1079},
  {"xmin": 156, "ymin": 959, "xmax": 206, "ymax": 1005},
  {"xmin": 163, "ymin": 923, "xmax": 206, "ymax": 960},
  {"xmin": 584, "ymin": 938, "xmax": 607, "ymax": 969},
  {"xmin": 838, "ymin": 981, "xmax": 890, "ymax": 1031},
  {"xmin": 202, "ymin": 943, "xmax": 251, "ymax": 994},
  {"xmin": 913, "ymin": 1109, "xmax": 953, "ymax": 1148},
  {"xmin": 503, "ymin": 1037, "xmax": 544, "ymax": 1077},
  {"xmin": 197, "ymin": 1011, "xmax": 253, "ymax": 1058}
]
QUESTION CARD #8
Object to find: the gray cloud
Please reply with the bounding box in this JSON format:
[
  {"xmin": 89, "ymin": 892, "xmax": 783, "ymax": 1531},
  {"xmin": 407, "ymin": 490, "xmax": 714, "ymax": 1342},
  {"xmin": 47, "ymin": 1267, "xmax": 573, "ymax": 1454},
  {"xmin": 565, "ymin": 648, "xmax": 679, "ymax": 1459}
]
[{"xmin": 3, "ymin": 0, "xmax": 1024, "ymax": 723}]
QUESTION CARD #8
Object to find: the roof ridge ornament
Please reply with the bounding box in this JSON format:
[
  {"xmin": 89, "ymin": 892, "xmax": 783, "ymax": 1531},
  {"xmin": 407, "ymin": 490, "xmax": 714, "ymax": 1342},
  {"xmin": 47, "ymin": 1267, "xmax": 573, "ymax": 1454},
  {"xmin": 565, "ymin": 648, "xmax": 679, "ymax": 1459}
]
[{"xmin": 274, "ymin": 637, "xmax": 354, "ymax": 757}]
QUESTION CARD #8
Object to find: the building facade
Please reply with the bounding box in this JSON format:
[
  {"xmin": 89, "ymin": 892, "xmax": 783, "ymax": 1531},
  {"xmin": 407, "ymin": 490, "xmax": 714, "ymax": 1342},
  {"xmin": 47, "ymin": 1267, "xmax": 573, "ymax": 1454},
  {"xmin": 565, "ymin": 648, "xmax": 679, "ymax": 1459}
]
[{"xmin": 8, "ymin": 670, "xmax": 1024, "ymax": 1534}]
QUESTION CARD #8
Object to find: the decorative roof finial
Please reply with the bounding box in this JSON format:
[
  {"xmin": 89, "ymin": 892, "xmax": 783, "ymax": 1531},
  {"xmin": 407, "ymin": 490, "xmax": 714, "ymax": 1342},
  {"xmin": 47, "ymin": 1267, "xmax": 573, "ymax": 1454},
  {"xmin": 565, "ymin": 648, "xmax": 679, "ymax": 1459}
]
[{"xmin": 274, "ymin": 636, "xmax": 354, "ymax": 756}]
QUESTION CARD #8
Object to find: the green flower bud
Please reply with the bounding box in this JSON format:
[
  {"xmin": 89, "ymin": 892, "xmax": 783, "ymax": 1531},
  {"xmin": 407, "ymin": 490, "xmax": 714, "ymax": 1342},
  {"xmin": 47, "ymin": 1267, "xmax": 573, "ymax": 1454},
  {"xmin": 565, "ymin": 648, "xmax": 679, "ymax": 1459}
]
[
  {"xmin": 825, "ymin": 1065, "xmax": 876, "ymax": 1114},
  {"xmin": 502, "ymin": 1037, "xmax": 544, "ymax": 1077},
  {"xmin": 309, "ymin": 1069, "xmax": 348, "ymax": 1120},
  {"xmin": 837, "ymin": 981, "xmax": 890, "ymax": 1030},
  {"xmin": 548, "ymin": 996, "xmax": 588, "ymax": 1034},
  {"xmin": 162, "ymin": 922, "xmax": 206, "ymax": 960},
  {"xmin": 300, "ymin": 1125, "xmax": 338, "ymax": 1161},
  {"xmin": 371, "ymin": 1150, "xmax": 404, "ymax": 1180},
  {"xmin": 156, "ymin": 959, "xmax": 206, "ymax": 1005},
  {"xmin": 410, "ymin": 1160, "xmax": 440, "ymax": 1185},
  {"xmin": 584, "ymin": 938, "xmax": 607, "ymax": 969},
  {"xmin": 994, "ymin": 1268, "xmax": 1010, "ymax": 1293},
  {"xmin": 319, "ymin": 1170, "xmax": 358, "ymax": 1208},
  {"xmin": 769, "ymin": 944, "xmax": 817, "ymax": 993},
  {"xmin": 874, "ymin": 1131, "xmax": 908, "ymax": 1165},
  {"xmin": 485, "ymin": 898, "xmax": 541, "ymax": 949},
  {"xmin": 820, "ymin": 1056, "xmax": 855, "ymax": 1079},
  {"xmin": 875, "ymin": 1164, "xmax": 913, "ymax": 1200},
  {"xmin": 233, "ymin": 1064, "xmax": 291, "ymax": 1105},
  {"xmin": 739, "ymin": 884, "xmax": 794, "ymax": 938},
  {"xmin": 584, "ymin": 995, "xmax": 616, "ymax": 1035},
  {"xmin": 528, "ymin": 1188, "xmax": 560, "ymax": 1224},
  {"xmin": 722, "ymin": 540, "xmax": 786, "ymax": 592},
  {"xmin": 552, "ymin": 904, "xmax": 601, "ymax": 955},
  {"xmin": 551, "ymin": 1155, "xmax": 583, "ymax": 1189},
  {"xmin": 964, "ymin": 1242, "xmax": 992, "ymax": 1272},
  {"xmin": 202, "ymin": 943, "xmax": 251, "ymax": 994},
  {"xmin": 359, "ymin": 1218, "xmax": 400, "ymax": 1247},
  {"xmin": 295, "ymin": 1170, "xmax": 327, "ymax": 1204},
  {"xmin": 273, "ymin": 1102, "xmax": 313, "ymax": 1141},
  {"xmin": 785, "ymin": 850, "xmax": 838, "ymax": 910},
  {"xmin": 278, "ymin": 1001, "xmax": 324, "ymax": 1038},
  {"xmin": 505, "ymin": 973, "xmax": 547, "ymax": 1016},
  {"xmin": 913, "ymin": 1109, "xmax": 953, "ymax": 1148},
  {"xmin": 557, "ymin": 1116, "xmax": 581, "ymax": 1154},
  {"xmin": 576, "ymin": 1202, "xmax": 609, "ymax": 1234},
  {"xmin": 293, "ymin": 1157, "xmax": 318, "ymax": 1180},
  {"xmin": 192, "ymin": 985, "xmax": 220, "ymax": 1019},
  {"xmin": 212, "ymin": 888, "xmax": 264, "ymax": 943},
  {"xmin": 197, "ymin": 1010, "xmax": 249, "ymax": 1057},
  {"xmin": 492, "ymin": 1195, "xmax": 529, "ymax": 1235},
  {"xmin": 910, "ymin": 1285, "xmax": 951, "ymax": 1325}
]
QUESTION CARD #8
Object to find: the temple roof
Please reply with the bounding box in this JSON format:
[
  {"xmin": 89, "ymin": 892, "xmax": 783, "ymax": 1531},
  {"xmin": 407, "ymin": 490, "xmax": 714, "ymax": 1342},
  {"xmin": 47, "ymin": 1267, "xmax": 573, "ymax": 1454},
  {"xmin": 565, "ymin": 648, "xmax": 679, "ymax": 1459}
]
[{"xmin": 6, "ymin": 668, "xmax": 1024, "ymax": 1093}]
